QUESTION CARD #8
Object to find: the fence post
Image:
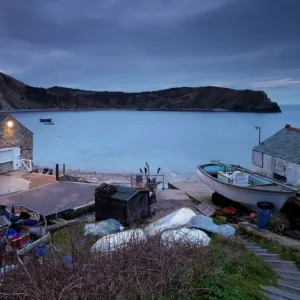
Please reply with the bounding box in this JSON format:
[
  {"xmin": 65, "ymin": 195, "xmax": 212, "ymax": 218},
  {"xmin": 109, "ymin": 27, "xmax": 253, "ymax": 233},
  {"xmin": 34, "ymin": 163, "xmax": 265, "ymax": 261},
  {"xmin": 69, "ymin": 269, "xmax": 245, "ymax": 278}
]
[{"xmin": 56, "ymin": 164, "xmax": 59, "ymax": 181}]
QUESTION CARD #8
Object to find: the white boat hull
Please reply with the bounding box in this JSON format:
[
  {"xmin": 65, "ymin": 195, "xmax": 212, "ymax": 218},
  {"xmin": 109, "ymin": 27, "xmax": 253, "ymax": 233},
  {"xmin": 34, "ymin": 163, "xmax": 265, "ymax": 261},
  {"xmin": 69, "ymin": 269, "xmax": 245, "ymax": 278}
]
[{"xmin": 197, "ymin": 169, "xmax": 292, "ymax": 213}]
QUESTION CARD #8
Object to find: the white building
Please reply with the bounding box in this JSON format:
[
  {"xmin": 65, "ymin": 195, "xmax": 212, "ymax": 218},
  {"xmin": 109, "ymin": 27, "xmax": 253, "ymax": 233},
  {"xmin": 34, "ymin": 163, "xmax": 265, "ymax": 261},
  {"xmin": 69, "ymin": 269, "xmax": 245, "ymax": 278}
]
[{"xmin": 252, "ymin": 124, "xmax": 300, "ymax": 187}]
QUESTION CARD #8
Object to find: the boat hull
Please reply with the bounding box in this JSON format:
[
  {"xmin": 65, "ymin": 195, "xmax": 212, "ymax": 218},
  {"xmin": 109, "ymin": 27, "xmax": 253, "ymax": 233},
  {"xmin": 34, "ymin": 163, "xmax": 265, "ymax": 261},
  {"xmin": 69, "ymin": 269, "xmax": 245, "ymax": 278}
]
[{"xmin": 197, "ymin": 168, "xmax": 293, "ymax": 213}]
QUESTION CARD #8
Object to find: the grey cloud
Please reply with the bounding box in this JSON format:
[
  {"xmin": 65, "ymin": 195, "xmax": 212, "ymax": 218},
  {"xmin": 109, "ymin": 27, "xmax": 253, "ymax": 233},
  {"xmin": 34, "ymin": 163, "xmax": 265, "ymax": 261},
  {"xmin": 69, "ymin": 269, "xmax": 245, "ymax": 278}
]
[{"xmin": 0, "ymin": 0, "xmax": 300, "ymax": 102}]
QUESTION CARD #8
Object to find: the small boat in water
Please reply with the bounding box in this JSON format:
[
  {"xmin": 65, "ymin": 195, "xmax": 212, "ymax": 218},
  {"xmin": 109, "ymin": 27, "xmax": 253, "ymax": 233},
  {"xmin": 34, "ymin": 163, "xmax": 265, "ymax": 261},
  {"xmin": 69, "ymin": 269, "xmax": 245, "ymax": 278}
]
[
  {"xmin": 39, "ymin": 118, "xmax": 52, "ymax": 123},
  {"xmin": 197, "ymin": 163, "xmax": 296, "ymax": 213}
]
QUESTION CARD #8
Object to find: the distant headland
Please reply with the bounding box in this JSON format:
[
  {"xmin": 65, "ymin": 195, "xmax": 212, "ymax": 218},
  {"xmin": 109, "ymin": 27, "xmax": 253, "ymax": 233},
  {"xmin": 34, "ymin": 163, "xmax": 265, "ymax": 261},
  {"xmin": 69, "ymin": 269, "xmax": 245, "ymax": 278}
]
[{"xmin": 0, "ymin": 72, "xmax": 281, "ymax": 113}]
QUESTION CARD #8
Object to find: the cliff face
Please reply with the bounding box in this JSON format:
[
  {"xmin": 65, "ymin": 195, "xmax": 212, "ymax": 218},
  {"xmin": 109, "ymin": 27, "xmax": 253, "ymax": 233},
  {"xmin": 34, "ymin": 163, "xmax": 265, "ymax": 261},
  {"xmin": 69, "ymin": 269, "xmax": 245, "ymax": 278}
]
[{"xmin": 0, "ymin": 72, "xmax": 281, "ymax": 112}]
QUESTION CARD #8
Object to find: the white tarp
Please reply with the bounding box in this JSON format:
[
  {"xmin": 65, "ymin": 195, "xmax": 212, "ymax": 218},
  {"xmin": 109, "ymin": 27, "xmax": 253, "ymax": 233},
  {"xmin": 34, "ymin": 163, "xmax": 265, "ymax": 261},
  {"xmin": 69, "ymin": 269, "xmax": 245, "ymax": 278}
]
[
  {"xmin": 187, "ymin": 215, "xmax": 236, "ymax": 237},
  {"xmin": 91, "ymin": 229, "xmax": 146, "ymax": 253},
  {"xmin": 232, "ymin": 171, "xmax": 249, "ymax": 187},
  {"xmin": 145, "ymin": 208, "xmax": 196, "ymax": 235},
  {"xmin": 84, "ymin": 219, "xmax": 124, "ymax": 236},
  {"xmin": 161, "ymin": 228, "xmax": 211, "ymax": 247}
]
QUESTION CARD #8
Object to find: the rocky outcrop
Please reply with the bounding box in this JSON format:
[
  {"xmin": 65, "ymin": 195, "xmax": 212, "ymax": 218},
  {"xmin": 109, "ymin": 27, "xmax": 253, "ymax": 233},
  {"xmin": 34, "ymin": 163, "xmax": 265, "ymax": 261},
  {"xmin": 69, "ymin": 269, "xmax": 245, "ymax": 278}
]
[{"xmin": 0, "ymin": 72, "xmax": 281, "ymax": 112}]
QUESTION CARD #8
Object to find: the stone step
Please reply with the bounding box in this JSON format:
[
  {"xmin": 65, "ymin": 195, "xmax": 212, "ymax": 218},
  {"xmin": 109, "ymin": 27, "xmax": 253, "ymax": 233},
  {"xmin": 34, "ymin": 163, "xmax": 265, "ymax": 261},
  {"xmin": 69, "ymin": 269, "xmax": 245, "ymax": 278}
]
[
  {"xmin": 279, "ymin": 274, "xmax": 300, "ymax": 283},
  {"xmin": 265, "ymin": 260, "xmax": 295, "ymax": 264},
  {"xmin": 246, "ymin": 245, "xmax": 266, "ymax": 250},
  {"xmin": 275, "ymin": 269, "xmax": 300, "ymax": 276},
  {"xmin": 256, "ymin": 253, "xmax": 281, "ymax": 258},
  {"xmin": 261, "ymin": 286, "xmax": 300, "ymax": 300},
  {"xmin": 249, "ymin": 248, "xmax": 269, "ymax": 253},
  {"xmin": 265, "ymin": 260, "xmax": 297, "ymax": 269},
  {"xmin": 261, "ymin": 292, "xmax": 291, "ymax": 300},
  {"xmin": 278, "ymin": 280, "xmax": 300, "ymax": 296},
  {"xmin": 252, "ymin": 248, "xmax": 271, "ymax": 252}
]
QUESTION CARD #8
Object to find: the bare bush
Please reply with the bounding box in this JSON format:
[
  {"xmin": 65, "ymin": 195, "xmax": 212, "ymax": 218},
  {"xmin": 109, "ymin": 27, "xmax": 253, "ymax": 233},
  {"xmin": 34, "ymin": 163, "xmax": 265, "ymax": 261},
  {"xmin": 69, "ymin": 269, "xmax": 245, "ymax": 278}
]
[{"xmin": 0, "ymin": 229, "xmax": 247, "ymax": 300}]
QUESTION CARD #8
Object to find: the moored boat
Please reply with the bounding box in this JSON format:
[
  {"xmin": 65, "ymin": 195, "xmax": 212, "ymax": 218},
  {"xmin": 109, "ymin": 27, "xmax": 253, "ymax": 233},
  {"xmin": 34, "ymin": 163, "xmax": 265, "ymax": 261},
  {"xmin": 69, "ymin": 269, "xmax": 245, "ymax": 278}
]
[
  {"xmin": 197, "ymin": 163, "xmax": 296, "ymax": 213},
  {"xmin": 39, "ymin": 118, "xmax": 52, "ymax": 123}
]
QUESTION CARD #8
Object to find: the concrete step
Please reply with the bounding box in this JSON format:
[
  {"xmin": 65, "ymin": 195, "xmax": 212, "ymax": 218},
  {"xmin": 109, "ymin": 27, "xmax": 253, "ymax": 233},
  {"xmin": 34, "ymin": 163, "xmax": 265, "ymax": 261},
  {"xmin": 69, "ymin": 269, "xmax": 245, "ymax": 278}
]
[
  {"xmin": 261, "ymin": 286, "xmax": 300, "ymax": 300},
  {"xmin": 278, "ymin": 280, "xmax": 300, "ymax": 296}
]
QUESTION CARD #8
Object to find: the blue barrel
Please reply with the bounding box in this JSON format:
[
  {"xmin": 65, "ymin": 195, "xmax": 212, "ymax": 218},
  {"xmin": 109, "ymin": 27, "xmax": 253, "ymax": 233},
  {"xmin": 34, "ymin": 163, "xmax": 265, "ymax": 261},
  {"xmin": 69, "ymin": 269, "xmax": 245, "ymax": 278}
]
[{"xmin": 257, "ymin": 202, "xmax": 273, "ymax": 229}]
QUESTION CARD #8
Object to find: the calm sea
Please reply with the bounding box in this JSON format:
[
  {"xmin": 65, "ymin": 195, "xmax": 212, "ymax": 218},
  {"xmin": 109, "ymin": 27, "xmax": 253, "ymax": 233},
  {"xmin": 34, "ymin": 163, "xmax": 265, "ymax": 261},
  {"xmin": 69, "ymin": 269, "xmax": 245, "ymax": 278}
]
[{"xmin": 11, "ymin": 105, "xmax": 300, "ymax": 175}]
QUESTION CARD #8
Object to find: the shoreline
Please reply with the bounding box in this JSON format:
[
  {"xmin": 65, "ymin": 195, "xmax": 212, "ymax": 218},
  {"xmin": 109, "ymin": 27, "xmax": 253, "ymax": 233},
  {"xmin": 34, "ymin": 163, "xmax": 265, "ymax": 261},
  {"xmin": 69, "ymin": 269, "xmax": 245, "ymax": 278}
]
[
  {"xmin": 1, "ymin": 108, "xmax": 281, "ymax": 113},
  {"xmin": 34, "ymin": 165, "xmax": 199, "ymax": 187}
]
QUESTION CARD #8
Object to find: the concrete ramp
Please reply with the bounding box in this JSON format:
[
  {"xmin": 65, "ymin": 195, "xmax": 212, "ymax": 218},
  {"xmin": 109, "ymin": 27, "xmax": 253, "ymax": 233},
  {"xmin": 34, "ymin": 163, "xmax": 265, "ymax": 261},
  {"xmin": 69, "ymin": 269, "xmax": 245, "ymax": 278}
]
[{"xmin": 168, "ymin": 182, "xmax": 213, "ymax": 203}]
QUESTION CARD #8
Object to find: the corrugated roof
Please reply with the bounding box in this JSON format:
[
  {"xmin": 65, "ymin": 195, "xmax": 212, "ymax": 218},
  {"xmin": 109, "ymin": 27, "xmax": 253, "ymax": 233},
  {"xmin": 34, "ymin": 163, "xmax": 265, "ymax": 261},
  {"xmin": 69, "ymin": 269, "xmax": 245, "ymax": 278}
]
[
  {"xmin": 253, "ymin": 124, "xmax": 300, "ymax": 164},
  {"xmin": 111, "ymin": 185, "xmax": 140, "ymax": 201}
]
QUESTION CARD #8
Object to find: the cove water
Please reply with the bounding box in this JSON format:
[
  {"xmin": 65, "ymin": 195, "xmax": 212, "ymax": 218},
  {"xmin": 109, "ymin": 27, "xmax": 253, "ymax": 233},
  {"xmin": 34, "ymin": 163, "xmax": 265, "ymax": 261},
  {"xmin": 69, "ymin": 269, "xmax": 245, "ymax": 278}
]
[{"xmin": 11, "ymin": 105, "xmax": 300, "ymax": 174}]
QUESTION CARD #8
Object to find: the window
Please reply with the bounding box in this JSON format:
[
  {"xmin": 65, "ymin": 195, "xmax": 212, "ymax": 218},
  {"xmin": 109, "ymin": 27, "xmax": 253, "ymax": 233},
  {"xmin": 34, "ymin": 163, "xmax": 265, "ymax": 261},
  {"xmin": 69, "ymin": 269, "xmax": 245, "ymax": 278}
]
[
  {"xmin": 273, "ymin": 173, "xmax": 286, "ymax": 182},
  {"xmin": 253, "ymin": 151, "xmax": 263, "ymax": 168}
]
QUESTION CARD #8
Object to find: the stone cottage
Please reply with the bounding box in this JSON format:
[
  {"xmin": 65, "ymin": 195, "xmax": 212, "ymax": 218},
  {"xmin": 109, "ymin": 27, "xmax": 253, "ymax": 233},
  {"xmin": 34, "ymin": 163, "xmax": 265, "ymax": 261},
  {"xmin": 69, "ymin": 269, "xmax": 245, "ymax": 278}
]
[
  {"xmin": 252, "ymin": 124, "xmax": 300, "ymax": 186},
  {"xmin": 0, "ymin": 114, "xmax": 33, "ymax": 174}
]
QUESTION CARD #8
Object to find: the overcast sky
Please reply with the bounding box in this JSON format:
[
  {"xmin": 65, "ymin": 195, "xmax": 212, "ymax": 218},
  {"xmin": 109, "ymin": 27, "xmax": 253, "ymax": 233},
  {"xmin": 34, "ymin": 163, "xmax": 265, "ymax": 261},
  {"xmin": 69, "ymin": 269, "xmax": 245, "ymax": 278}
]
[{"xmin": 0, "ymin": 0, "xmax": 299, "ymax": 103}]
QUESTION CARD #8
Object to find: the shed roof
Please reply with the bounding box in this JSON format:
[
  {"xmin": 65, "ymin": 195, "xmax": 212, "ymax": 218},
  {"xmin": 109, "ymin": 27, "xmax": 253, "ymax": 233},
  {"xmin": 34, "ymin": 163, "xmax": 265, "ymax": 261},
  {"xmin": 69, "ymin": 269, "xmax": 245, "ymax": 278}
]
[
  {"xmin": 253, "ymin": 124, "xmax": 300, "ymax": 164},
  {"xmin": 111, "ymin": 185, "xmax": 144, "ymax": 201}
]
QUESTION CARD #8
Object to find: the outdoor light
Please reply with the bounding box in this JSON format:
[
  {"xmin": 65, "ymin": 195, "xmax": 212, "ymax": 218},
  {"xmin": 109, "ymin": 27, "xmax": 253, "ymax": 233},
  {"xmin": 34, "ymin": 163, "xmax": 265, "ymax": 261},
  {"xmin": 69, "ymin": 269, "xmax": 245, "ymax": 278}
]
[
  {"xmin": 255, "ymin": 126, "xmax": 261, "ymax": 144},
  {"xmin": 7, "ymin": 121, "xmax": 13, "ymax": 128}
]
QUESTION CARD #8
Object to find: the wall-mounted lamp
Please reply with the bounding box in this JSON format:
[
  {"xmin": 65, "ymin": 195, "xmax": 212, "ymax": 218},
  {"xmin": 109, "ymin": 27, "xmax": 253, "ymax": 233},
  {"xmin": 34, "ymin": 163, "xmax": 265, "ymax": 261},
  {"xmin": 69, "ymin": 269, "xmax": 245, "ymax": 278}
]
[{"xmin": 7, "ymin": 121, "xmax": 13, "ymax": 128}]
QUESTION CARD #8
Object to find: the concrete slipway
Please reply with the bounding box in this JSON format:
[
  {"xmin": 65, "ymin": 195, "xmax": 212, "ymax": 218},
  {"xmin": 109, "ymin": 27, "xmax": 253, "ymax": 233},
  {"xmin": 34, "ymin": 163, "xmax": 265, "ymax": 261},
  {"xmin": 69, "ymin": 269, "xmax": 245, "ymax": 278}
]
[{"xmin": 0, "ymin": 171, "xmax": 96, "ymax": 217}]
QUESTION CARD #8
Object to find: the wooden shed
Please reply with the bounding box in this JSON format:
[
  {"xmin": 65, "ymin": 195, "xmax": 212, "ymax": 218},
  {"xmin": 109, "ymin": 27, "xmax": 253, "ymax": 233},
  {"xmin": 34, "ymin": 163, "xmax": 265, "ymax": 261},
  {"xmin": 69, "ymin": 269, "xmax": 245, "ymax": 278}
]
[{"xmin": 95, "ymin": 183, "xmax": 150, "ymax": 225}]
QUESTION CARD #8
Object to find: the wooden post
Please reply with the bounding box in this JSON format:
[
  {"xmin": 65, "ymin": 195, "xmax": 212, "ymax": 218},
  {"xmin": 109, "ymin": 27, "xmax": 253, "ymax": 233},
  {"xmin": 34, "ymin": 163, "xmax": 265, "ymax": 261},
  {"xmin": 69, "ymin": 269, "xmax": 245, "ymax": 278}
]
[
  {"xmin": 63, "ymin": 163, "xmax": 66, "ymax": 176},
  {"xmin": 56, "ymin": 164, "xmax": 59, "ymax": 181}
]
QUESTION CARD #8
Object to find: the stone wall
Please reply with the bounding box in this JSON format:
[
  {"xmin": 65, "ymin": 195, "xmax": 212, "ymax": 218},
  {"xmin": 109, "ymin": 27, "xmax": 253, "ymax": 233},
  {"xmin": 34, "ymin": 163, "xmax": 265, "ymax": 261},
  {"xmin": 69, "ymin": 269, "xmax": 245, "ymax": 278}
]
[
  {"xmin": 0, "ymin": 115, "xmax": 33, "ymax": 160},
  {"xmin": 0, "ymin": 161, "xmax": 13, "ymax": 174}
]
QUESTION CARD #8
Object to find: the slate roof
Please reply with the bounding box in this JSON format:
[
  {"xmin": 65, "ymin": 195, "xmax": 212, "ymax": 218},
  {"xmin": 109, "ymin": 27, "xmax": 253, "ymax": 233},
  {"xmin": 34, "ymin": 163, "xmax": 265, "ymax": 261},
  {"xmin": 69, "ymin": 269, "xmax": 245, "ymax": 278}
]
[
  {"xmin": 0, "ymin": 113, "xmax": 33, "ymax": 134},
  {"xmin": 111, "ymin": 185, "xmax": 140, "ymax": 201},
  {"xmin": 253, "ymin": 124, "xmax": 300, "ymax": 164},
  {"xmin": 0, "ymin": 114, "xmax": 9, "ymax": 122}
]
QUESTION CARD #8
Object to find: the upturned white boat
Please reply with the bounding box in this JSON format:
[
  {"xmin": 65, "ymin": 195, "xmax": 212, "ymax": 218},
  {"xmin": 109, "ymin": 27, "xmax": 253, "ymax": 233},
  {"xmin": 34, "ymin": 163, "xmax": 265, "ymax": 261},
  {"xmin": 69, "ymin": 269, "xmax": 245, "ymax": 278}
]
[{"xmin": 197, "ymin": 163, "xmax": 296, "ymax": 213}]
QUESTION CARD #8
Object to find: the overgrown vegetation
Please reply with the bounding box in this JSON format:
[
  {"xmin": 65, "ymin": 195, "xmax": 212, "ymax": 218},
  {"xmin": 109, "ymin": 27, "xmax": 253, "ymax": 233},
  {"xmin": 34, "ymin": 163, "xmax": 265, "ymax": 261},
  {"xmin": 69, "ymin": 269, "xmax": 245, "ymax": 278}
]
[{"xmin": 0, "ymin": 228, "xmax": 277, "ymax": 300}]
